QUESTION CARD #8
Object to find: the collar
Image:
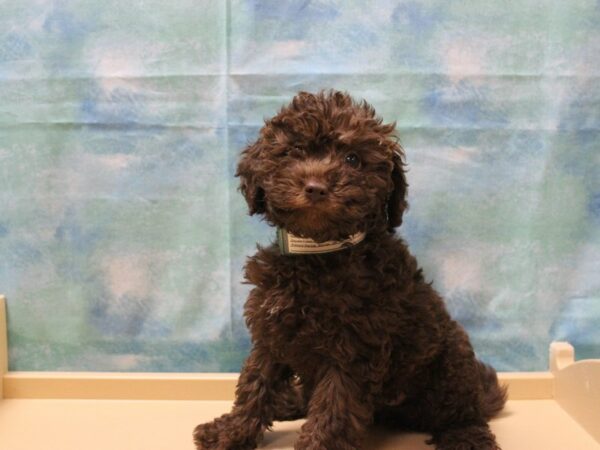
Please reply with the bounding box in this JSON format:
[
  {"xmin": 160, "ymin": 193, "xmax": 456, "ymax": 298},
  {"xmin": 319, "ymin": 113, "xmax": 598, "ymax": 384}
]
[{"xmin": 277, "ymin": 228, "xmax": 366, "ymax": 255}]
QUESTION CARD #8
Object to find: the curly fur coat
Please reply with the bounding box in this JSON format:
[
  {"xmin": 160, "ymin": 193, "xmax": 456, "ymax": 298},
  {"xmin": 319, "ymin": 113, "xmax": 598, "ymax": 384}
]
[{"xmin": 194, "ymin": 90, "xmax": 507, "ymax": 450}]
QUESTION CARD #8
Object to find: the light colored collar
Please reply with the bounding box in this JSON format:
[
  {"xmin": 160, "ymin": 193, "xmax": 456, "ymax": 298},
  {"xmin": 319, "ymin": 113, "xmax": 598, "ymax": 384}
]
[{"xmin": 277, "ymin": 228, "xmax": 366, "ymax": 255}]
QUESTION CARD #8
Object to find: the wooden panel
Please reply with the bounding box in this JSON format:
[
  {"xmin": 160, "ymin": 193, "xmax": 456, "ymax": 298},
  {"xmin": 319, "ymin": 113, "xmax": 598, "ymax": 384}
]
[
  {"xmin": 3, "ymin": 371, "xmax": 238, "ymax": 400},
  {"xmin": 551, "ymin": 342, "xmax": 600, "ymax": 444},
  {"xmin": 1, "ymin": 370, "xmax": 554, "ymax": 401},
  {"xmin": 499, "ymin": 372, "xmax": 555, "ymax": 400},
  {"xmin": 0, "ymin": 295, "xmax": 7, "ymax": 399}
]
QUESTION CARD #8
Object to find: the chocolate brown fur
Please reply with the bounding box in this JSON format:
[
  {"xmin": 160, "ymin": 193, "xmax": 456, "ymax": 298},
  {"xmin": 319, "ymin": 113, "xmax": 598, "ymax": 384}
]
[{"xmin": 194, "ymin": 90, "xmax": 506, "ymax": 450}]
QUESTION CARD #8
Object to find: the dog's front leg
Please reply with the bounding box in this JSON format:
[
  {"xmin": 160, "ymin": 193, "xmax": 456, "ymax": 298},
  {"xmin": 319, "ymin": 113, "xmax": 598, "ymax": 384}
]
[
  {"xmin": 295, "ymin": 366, "xmax": 373, "ymax": 450},
  {"xmin": 194, "ymin": 346, "xmax": 283, "ymax": 450}
]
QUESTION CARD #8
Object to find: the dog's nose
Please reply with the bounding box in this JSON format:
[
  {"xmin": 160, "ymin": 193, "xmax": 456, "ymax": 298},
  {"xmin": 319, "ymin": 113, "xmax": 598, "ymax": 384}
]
[{"xmin": 304, "ymin": 180, "xmax": 328, "ymax": 202}]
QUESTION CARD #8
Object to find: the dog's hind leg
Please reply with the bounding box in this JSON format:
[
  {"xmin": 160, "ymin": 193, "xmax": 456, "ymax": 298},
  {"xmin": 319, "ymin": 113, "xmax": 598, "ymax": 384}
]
[
  {"xmin": 413, "ymin": 326, "xmax": 504, "ymax": 450},
  {"xmin": 271, "ymin": 376, "xmax": 309, "ymax": 421}
]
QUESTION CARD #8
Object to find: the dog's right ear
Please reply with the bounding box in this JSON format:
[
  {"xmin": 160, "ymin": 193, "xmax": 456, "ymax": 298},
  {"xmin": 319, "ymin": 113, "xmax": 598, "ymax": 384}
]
[
  {"xmin": 235, "ymin": 141, "xmax": 266, "ymax": 215},
  {"xmin": 386, "ymin": 147, "xmax": 409, "ymax": 230}
]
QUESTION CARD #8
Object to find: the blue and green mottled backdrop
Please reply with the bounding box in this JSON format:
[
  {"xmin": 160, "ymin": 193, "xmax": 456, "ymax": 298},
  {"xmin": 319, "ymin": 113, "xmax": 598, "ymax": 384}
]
[{"xmin": 1, "ymin": 1, "xmax": 598, "ymax": 372}]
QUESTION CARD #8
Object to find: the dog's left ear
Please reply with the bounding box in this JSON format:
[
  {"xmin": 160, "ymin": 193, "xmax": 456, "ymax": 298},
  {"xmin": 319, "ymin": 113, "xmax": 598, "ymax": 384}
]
[
  {"xmin": 387, "ymin": 145, "xmax": 409, "ymax": 230},
  {"xmin": 235, "ymin": 141, "xmax": 266, "ymax": 215}
]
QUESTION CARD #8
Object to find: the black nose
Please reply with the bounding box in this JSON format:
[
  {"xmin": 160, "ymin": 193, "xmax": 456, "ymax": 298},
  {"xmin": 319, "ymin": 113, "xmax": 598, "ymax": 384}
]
[{"xmin": 304, "ymin": 180, "xmax": 328, "ymax": 202}]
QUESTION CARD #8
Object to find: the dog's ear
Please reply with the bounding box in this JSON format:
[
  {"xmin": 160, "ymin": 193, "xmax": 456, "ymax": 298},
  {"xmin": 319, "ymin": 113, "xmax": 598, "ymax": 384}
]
[
  {"xmin": 235, "ymin": 141, "xmax": 266, "ymax": 215},
  {"xmin": 387, "ymin": 146, "xmax": 409, "ymax": 230}
]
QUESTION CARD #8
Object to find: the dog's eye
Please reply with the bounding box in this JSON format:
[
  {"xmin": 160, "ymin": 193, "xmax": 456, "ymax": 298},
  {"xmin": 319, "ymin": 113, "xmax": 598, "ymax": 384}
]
[
  {"xmin": 345, "ymin": 153, "xmax": 360, "ymax": 168},
  {"xmin": 283, "ymin": 146, "xmax": 301, "ymax": 157},
  {"xmin": 279, "ymin": 147, "xmax": 295, "ymax": 157}
]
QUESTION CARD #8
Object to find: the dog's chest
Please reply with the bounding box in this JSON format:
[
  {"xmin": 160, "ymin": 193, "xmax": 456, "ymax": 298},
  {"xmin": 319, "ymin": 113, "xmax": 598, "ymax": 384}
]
[{"xmin": 255, "ymin": 260, "xmax": 387, "ymax": 364}]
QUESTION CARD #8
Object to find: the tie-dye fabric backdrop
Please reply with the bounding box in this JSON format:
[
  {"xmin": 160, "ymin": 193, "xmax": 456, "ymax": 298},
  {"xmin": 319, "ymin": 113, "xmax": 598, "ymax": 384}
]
[{"xmin": 1, "ymin": 0, "xmax": 598, "ymax": 372}]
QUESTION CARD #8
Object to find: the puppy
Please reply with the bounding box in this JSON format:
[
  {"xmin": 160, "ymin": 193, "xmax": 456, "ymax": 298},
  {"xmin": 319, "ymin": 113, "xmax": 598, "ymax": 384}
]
[{"xmin": 194, "ymin": 90, "xmax": 506, "ymax": 450}]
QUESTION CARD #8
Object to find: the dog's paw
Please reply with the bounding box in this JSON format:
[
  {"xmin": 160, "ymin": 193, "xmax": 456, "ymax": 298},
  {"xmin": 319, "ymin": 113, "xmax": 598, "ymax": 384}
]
[
  {"xmin": 430, "ymin": 444, "xmax": 500, "ymax": 450},
  {"xmin": 427, "ymin": 425, "xmax": 501, "ymax": 450},
  {"xmin": 294, "ymin": 434, "xmax": 359, "ymax": 450},
  {"xmin": 193, "ymin": 417, "xmax": 258, "ymax": 450},
  {"xmin": 193, "ymin": 421, "xmax": 224, "ymax": 449},
  {"xmin": 294, "ymin": 435, "xmax": 322, "ymax": 450},
  {"xmin": 428, "ymin": 441, "xmax": 501, "ymax": 450}
]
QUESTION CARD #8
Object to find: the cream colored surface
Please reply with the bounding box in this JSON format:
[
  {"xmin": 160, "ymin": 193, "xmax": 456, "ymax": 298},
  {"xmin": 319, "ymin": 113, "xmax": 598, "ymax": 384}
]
[
  {"xmin": 0, "ymin": 399, "xmax": 599, "ymax": 450},
  {"xmin": 0, "ymin": 297, "xmax": 599, "ymax": 449}
]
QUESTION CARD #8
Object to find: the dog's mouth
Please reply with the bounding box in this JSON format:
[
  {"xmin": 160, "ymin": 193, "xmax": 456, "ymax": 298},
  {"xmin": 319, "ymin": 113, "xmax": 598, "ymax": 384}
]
[
  {"xmin": 270, "ymin": 205, "xmax": 333, "ymax": 239},
  {"xmin": 268, "ymin": 201, "xmax": 367, "ymax": 243}
]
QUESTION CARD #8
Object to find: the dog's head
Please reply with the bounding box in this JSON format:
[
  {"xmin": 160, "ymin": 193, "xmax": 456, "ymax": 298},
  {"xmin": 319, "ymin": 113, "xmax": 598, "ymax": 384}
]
[{"xmin": 236, "ymin": 90, "xmax": 408, "ymax": 242}]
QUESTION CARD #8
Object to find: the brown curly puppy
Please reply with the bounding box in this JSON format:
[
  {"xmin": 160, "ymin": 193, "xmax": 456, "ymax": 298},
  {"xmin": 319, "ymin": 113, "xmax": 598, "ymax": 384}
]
[{"xmin": 193, "ymin": 90, "xmax": 507, "ymax": 450}]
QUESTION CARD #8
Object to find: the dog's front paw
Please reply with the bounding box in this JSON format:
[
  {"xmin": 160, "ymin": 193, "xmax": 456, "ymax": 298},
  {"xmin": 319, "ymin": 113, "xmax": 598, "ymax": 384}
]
[
  {"xmin": 294, "ymin": 433, "xmax": 358, "ymax": 450},
  {"xmin": 193, "ymin": 420, "xmax": 225, "ymax": 450},
  {"xmin": 431, "ymin": 443, "xmax": 500, "ymax": 450},
  {"xmin": 427, "ymin": 425, "xmax": 501, "ymax": 450},
  {"xmin": 193, "ymin": 415, "xmax": 258, "ymax": 450},
  {"xmin": 294, "ymin": 434, "xmax": 321, "ymax": 450}
]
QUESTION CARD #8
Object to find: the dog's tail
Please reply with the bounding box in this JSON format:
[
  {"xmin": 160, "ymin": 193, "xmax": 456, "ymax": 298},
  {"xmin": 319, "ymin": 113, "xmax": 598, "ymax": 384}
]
[{"xmin": 478, "ymin": 360, "xmax": 508, "ymax": 420}]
